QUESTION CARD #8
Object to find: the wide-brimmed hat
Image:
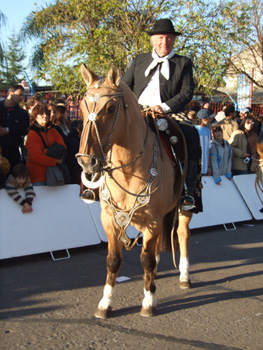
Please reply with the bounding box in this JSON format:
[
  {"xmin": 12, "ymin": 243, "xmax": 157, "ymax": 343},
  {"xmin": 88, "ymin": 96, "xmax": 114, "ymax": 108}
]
[{"xmin": 147, "ymin": 19, "xmax": 182, "ymax": 36}]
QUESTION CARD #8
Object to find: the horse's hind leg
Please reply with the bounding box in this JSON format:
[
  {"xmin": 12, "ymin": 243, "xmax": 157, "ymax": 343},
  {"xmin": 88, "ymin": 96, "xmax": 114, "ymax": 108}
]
[
  {"xmin": 95, "ymin": 239, "xmax": 123, "ymax": 319},
  {"xmin": 140, "ymin": 233, "xmax": 158, "ymax": 317},
  {"xmin": 177, "ymin": 209, "xmax": 192, "ymax": 289}
]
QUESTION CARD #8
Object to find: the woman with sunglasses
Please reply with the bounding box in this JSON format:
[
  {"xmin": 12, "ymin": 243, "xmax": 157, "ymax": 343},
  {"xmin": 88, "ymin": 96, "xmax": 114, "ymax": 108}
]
[
  {"xmin": 229, "ymin": 116, "xmax": 260, "ymax": 175},
  {"xmin": 25, "ymin": 104, "xmax": 67, "ymax": 185}
]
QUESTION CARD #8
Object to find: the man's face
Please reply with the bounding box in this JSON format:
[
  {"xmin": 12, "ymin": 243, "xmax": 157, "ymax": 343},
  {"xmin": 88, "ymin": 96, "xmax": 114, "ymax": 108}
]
[
  {"xmin": 152, "ymin": 34, "xmax": 176, "ymax": 57},
  {"xmin": 9, "ymin": 89, "xmax": 24, "ymax": 105}
]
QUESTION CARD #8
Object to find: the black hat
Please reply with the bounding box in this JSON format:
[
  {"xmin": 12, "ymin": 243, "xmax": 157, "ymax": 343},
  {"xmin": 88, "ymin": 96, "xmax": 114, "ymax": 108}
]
[{"xmin": 147, "ymin": 19, "xmax": 181, "ymax": 36}]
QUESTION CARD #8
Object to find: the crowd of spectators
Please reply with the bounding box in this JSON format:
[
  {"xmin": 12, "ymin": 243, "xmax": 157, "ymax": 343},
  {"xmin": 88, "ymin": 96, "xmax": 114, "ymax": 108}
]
[
  {"xmin": 1, "ymin": 84, "xmax": 263, "ymax": 212},
  {"xmin": 186, "ymin": 103, "xmax": 263, "ymax": 184},
  {"xmin": 0, "ymin": 84, "xmax": 83, "ymax": 212}
]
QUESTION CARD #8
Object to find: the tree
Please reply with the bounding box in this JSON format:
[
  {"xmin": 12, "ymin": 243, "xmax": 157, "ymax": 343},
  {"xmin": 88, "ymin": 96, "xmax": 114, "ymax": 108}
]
[
  {"xmin": 20, "ymin": 0, "xmax": 252, "ymax": 96},
  {"xmin": 227, "ymin": 0, "xmax": 263, "ymax": 88},
  {"xmin": 0, "ymin": 10, "xmax": 7, "ymax": 81},
  {"xmin": 0, "ymin": 30, "xmax": 26, "ymax": 87}
]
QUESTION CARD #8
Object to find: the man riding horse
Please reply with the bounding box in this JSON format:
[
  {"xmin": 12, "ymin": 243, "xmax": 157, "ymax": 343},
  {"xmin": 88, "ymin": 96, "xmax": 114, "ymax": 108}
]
[
  {"xmin": 121, "ymin": 18, "xmax": 202, "ymax": 213},
  {"xmin": 81, "ymin": 18, "xmax": 202, "ymax": 214}
]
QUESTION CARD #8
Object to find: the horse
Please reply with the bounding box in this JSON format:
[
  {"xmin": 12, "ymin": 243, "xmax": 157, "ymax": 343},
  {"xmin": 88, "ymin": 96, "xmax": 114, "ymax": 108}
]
[{"xmin": 76, "ymin": 64, "xmax": 193, "ymax": 318}]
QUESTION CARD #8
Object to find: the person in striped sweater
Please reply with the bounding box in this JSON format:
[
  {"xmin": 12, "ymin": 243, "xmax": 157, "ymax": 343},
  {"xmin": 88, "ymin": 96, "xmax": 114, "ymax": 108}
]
[{"xmin": 5, "ymin": 163, "xmax": 36, "ymax": 213}]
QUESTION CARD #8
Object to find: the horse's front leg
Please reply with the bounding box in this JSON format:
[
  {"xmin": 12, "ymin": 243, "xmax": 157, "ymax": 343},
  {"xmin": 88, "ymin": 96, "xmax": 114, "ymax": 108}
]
[
  {"xmin": 177, "ymin": 209, "xmax": 192, "ymax": 289},
  {"xmin": 140, "ymin": 232, "xmax": 158, "ymax": 317},
  {"xmin": 95, "ymin": 236, "xmax": 123, "ymax": 319}
]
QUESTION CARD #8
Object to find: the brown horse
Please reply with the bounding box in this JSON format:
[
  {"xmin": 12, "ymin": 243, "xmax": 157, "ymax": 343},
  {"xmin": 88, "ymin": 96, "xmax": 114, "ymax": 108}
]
[{"xmin": 77, "ymin": 64, "xmax": 193, "ymax": 318}]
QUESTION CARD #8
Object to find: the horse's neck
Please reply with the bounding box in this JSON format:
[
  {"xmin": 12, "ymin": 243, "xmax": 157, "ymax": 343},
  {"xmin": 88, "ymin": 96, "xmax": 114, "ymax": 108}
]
[{"xmin": 112, "ymin": 111, "xmax": 153, "ymax": 172}]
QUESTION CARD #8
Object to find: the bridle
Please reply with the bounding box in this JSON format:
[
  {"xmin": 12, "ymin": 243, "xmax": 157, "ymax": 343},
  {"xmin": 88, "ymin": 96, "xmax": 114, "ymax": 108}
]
[{"xmin": 76, "ymin": 83, "xmax": 126, "ymax": 167}]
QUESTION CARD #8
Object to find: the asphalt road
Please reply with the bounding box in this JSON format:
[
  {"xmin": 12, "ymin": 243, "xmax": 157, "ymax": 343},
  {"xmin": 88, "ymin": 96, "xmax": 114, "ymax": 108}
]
[{"xmin": 1, "ymin": 220, "xmax": 263, "ymax": 350}]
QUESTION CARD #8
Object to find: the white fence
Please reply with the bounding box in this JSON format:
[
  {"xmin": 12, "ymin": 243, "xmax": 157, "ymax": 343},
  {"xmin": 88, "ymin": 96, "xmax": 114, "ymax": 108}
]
[{"xmin": 1, "ymin": 175, "xmax": 262, "ymax": 260}]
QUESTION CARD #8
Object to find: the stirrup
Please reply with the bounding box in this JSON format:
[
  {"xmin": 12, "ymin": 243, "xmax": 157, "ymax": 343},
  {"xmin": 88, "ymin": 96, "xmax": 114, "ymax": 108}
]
[
  {"xmin": 80, "ymin": 189, "xmax": 96, "ymax": 203},
  {"xmin": 180, "ymin": 195, "xmax": 195, "ymax": 211}
]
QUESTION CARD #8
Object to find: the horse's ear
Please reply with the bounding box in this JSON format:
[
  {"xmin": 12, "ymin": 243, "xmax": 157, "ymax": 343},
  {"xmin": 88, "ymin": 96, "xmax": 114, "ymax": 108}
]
[
  {"xmin": 106, "ymin": 65, "xmax": 121, "ymax": 87},
  {"xmin": 80, "ymin": 64, "xmax": 98, "ymax": 87}
]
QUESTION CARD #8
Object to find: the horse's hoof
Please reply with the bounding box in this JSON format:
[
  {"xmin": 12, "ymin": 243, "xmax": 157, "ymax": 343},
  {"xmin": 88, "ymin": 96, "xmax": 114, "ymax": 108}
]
[
  {"xmin": 95, "ymin": 307, "xmax": 112, "ymax": 319},
  {"xmin": 140, "ymin": 307, "xmax": 156, "ymax": 317},
  {"xmin": 179, "ymin": 280, "xmax": 192, "ymax": 289}
]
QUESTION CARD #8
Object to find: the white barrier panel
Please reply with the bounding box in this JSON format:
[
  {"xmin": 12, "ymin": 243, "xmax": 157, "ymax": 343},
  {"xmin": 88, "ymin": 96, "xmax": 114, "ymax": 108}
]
[
  {"xmin": 233, "ymin": 174, "xmax": 263, "ymax": 220},
  {"xmin": 1, "ymin": 175, "xmax": 256, "ymax": 260},
  {"xmin": 190, "ymin": 176, "xmax": 252, "ymax": 229},
  {"xmin": 0, "ymin": 185, "xmax": 101, "ymax": 260},
  {"xmin": 87, "ymin": 201, "xmax": 140, "ymax": 242}
]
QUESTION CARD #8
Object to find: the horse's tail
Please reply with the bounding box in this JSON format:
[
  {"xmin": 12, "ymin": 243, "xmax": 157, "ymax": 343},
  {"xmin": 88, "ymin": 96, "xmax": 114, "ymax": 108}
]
[{"xmin": 160, "ymin": 207, "xmax": 179, "ymax": 253}]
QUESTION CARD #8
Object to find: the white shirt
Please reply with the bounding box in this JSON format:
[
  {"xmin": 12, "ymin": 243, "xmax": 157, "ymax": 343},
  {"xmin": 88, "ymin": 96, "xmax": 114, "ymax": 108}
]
[{"xmin": 138, "ymin": 49, "xmax": 175, "ymax": 113}]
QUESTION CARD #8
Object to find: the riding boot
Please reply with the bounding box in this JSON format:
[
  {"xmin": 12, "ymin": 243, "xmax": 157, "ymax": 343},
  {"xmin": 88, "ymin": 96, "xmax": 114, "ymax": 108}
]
[{"xmin": 180, "ymin": 160, "xmax": 197, "ymax": 211}]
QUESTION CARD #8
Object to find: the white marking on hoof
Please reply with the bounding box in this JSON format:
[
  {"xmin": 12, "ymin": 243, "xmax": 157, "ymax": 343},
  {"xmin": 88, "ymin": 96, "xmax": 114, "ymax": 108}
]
[
  {"xmin": 179, "ymin": 257, "xmax": 190, "ymax": 283},
  {"xmin": 142, "ymin": 288, "xmax": 157, "ymax": 309},
  {"xmin": 97, "ymin": 284, "xmax": 113, "ymax": 310},
  {"xmin": 140, "ymin": 306, "xmax": 156, "ymax": 317}
]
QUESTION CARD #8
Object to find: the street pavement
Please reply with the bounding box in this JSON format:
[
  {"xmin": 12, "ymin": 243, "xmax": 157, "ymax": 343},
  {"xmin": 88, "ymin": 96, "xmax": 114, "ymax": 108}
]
[{"xmin": 0, "ymin": 220, "xmax": 263, "ymax": 350}]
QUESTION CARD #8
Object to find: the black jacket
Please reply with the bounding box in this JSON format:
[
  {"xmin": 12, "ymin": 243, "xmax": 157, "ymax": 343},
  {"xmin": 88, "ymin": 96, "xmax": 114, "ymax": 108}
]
[
  {"xmin": 0, "ymin": 102, "xmax": 29, "ymax": 150},
  {"xmin": 122, "ymin": 52, "xmax": 194, "ymax": 113}
]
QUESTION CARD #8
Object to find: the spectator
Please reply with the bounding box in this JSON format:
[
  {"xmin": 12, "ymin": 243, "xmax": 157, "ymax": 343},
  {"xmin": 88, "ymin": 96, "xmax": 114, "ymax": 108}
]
[
  {"xmin": 217, "ymin": 105, "xmax": 238, "ymax": 141},
  {"xmin": 239, "ymin": 107, "xmax": 250, "ymax": 123},
  {"xmin": 214, "ymin": 111, "xmax": 226, "ymax": 124},
  {"xmin": 250, "ymin": 111, "xmax": 262, "ymax": 136},
  {"xmin": 195, "ymin": 109, "xmax": 212, "ymax": 175},
  {"xmin": 0, "ymin": 84, "xmax": 29, "ymax": 171},
  {"xmin": 187, "ymin": 110, "xmax": 198, "ymax": 124},
  {"xmin": 25, "ymin": 104, "xmax": 67, "ymax": 185},
  {"xmin": 229, "ymin": 116, "xmax": 260, "ymax": 175},
  {"xmin": 203, "ymin": 102, "xmax": 214, "ymax": 115},
  {"xmin": 0, "ymin": 143, "xmax": 10, "ymax": 189},
  {"xmin": 65, "ymin": 120, "xmax": 83, "ymax": 185},
  {"xmin": 51, "ymin": 103, "xmax": 71, "ymax": 146},
  {"xmin": 210, "ymin": 125, "xmax": 232, "ymax": 185},
  {"xmin": 47, "ymin": 101, "xmax": 56, "ymax": 123},
  {"xmin": 5, "ymin": 163, "xmax": 36, "ymax": 213},
  {"xmin": 232, "ymin": 110, "xmax": 241, "ymax": 124},
  {"xmin": 25, "ymin": 96, "xmax": 40, "ymax": 115}
]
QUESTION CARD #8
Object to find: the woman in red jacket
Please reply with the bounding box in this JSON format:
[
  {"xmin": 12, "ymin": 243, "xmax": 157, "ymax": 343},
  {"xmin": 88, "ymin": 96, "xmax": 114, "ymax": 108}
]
[{"xmin": 26, "ymin": 104, "xmax": 67, "ymax": 185}]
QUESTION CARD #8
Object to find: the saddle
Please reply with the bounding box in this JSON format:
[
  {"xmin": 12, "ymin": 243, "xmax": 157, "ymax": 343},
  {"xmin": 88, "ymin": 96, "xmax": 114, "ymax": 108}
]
[{"xmin": 143, "ymin": 111, "xmax": 188, "ymax": 175}]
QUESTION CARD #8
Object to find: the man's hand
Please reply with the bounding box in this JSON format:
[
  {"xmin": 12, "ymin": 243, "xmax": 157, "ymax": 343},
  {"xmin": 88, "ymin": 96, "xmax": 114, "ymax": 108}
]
[
  {"xmin": 0, "ymin": 127, "xmax": 9, "ymax": 137},
  {"xmin": 150, "ymin": 105, "xmax": 164, "ymax": 114}
]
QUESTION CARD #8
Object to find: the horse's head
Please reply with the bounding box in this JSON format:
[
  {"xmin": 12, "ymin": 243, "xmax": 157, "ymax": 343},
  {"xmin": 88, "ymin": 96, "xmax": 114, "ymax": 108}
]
[{"xmin": 76, "ymin": 64, "xmax": 126, "ymax": 175}]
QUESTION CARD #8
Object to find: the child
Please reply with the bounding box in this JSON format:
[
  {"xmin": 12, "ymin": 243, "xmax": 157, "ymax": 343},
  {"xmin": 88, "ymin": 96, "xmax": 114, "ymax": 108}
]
[
  {"xmin": 210, "ymin": 125, "xmax": 232, "ymax": 185},
  {"xmin": 195, "ymin": 109, "xmax": 213, "ymax": 175},
  {"xmin": 5, "ymin": 163, "xmax": 36, "ymax": 213}
]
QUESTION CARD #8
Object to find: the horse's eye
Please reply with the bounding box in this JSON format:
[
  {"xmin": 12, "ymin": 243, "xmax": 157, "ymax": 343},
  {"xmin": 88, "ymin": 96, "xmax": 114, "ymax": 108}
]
[{"xmin": 108, "ymin": 105, "xmax": 115, "ymax": 114}]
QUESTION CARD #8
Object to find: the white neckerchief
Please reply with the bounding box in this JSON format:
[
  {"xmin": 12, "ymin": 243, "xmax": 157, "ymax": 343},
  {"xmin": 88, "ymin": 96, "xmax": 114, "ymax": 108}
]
[{"xmin": 144, "ymin": 49, "xmax": 175, "ymax": 80}]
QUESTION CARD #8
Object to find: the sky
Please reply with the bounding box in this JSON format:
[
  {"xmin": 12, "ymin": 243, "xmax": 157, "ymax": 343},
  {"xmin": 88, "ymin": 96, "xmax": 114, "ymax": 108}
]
[{"xmin": 1, "ymin": 0, "xmax": 53, "ymax": 83}]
